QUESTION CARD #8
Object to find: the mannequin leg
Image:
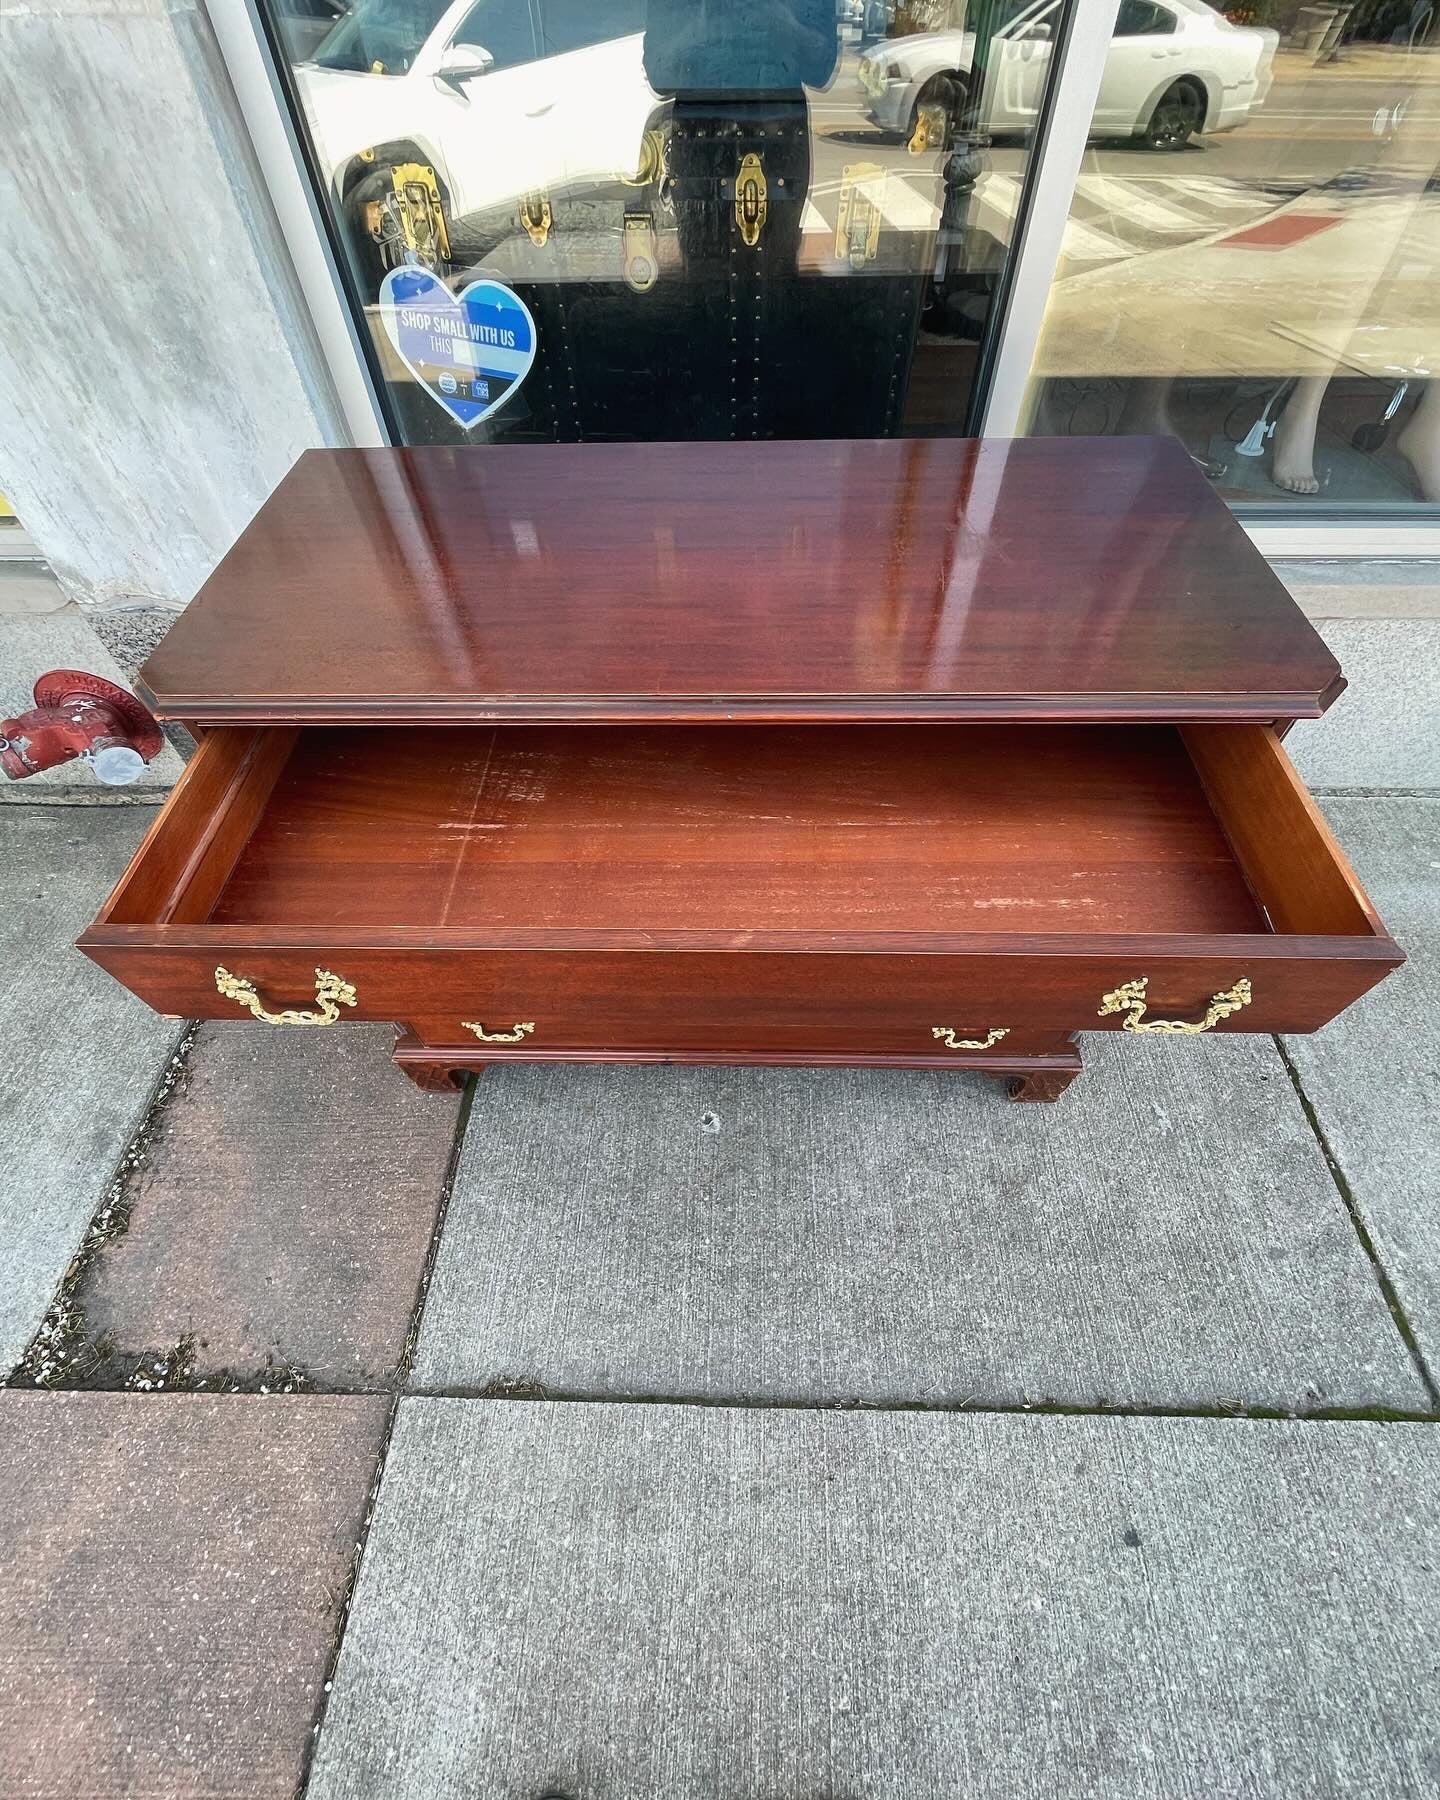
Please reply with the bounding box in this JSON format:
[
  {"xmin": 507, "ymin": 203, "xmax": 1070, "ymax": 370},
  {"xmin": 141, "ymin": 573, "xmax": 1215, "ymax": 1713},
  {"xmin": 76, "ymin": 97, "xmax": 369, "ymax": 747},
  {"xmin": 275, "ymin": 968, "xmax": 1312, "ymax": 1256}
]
[
  {"xmin": 1271, "ymin": 374, "xmax": 1330, "ymax": 494},
  {"xmin": 1116, "ymin": 376, "xmax": 1175, "ymax": 438},
  {"xmin": 1395, "ymin": 380, "xmax": 1440, "ymax": 500}
]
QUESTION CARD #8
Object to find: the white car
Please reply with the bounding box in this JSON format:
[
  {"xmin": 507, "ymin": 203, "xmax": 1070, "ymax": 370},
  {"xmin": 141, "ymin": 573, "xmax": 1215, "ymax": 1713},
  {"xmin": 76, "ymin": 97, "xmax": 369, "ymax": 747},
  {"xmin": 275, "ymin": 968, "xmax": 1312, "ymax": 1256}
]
[
  {"xmin": 858, "ymin": 0, "xmax": 1277, "ymax": 152},
  {"xmin": 294, "ymin": 0, "xmax": 656, "ymax": 276}
]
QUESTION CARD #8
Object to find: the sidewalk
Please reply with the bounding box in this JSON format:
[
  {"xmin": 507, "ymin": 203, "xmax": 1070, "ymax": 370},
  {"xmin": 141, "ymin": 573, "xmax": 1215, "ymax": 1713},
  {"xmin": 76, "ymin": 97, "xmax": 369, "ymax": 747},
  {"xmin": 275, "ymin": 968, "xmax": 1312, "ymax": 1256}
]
[{"xmin": 1, "ymin": 573, "xmax": 1437, "ymax": 1797}]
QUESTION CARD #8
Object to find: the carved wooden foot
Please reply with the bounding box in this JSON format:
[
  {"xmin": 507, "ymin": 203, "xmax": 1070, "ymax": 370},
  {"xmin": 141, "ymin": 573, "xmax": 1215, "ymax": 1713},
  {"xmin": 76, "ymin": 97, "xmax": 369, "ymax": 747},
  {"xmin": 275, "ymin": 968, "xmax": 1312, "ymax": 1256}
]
[
  {"xmin": 398, "ymin": 1058, "xmax": 473, "ymax": 1093},
  {"xmin": 1008, "ymin": 1070, "xmax": 1079, "ymax": 1103},
  {"xmin": 391, "ymin": 1027, "xmax": 482, "ymax": 1093}
]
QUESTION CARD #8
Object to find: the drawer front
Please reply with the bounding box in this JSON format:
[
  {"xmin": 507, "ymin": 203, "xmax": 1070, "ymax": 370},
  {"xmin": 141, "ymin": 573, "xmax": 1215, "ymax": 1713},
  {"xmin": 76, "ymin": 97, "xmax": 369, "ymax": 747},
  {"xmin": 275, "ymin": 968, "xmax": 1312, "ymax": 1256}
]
[
  {"xmin": 80, "ymin": 720, "xmax": 1403, "ymax": 1055},
  {"xmin": 80, "ymin": 939, "xmax": 1402, "ymax": 1045}
]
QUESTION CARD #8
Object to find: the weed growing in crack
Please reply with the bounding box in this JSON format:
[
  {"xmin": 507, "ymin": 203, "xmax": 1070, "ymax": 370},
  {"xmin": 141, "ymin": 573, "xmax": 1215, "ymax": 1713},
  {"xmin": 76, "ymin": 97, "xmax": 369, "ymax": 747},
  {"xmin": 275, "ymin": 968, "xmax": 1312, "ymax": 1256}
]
[{"xmin": 124, "ymin": 1335, "xmax": 198, "ymax": 1392}]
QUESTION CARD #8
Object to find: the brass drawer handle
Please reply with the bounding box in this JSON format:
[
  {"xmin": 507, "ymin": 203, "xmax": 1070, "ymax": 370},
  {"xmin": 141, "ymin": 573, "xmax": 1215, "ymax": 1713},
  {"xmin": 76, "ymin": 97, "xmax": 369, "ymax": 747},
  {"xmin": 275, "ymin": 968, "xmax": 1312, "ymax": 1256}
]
[
  {"xmin": 215, "ymin": 965, "xmax": 357, "ymax": 1026},
  {"xmin": 1098, "ymin": 976, "xmax": 1252, "ymax": 1035},
  {"xmin": 462, "ymin": 1020, "xmax": 535, "ymax": 1043},
  {"xmin": 932, "ymin": 1026, "xmax": 1009, "ymax": 1051}
]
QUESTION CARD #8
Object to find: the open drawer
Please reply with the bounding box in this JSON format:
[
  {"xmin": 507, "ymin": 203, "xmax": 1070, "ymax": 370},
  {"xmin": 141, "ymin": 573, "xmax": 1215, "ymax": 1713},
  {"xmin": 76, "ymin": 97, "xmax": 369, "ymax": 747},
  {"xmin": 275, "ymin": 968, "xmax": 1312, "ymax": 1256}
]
[{"xmin": 79, "ymin": 722, "xmax": 1403, "ymax": 1052}]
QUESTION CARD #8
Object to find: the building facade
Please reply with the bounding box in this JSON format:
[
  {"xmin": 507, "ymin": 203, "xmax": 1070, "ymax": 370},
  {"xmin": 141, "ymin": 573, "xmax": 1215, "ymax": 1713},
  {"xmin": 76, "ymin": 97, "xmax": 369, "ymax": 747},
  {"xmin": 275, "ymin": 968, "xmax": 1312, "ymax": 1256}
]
[{"xmin": 2, "ymin": 0, "xmax": 1439, "ymax": 673}]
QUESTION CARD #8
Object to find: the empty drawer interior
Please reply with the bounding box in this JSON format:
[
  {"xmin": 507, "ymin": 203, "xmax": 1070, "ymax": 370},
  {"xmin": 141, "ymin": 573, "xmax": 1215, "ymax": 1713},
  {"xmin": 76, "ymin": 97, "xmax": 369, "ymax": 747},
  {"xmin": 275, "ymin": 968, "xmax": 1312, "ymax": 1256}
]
[{"xmin": 97, "ymin": 722, "xmax": 1384, "ymax": 944}]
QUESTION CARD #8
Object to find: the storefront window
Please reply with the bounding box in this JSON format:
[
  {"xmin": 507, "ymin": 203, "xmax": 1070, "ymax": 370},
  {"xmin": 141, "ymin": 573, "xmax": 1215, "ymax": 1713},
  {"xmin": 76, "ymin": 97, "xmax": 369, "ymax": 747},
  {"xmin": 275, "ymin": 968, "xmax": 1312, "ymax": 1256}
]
[
  {"xmin": 261, "ymin": 0, "xmax": 1067, "ymax": 443},
  {"xmin": 1020, "ymin": 0, "xmax": 1440, "ymax": 514}
]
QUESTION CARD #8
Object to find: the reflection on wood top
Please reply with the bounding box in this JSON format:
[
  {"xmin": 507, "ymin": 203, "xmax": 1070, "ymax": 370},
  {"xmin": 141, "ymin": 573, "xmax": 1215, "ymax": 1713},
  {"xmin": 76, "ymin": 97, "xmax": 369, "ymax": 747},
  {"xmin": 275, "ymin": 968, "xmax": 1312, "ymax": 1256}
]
[{"xmin": 139, "ymin": 435, "xmax": 1343, "ymax": 724}]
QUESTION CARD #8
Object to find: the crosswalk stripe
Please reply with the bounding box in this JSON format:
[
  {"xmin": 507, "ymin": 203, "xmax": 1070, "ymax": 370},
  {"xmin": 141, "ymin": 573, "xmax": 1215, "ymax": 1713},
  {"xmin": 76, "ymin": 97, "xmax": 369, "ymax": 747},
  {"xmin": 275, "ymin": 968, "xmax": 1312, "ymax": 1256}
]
[
  {"xmin": 1146, "ymin": 176, "xmax": 1274, "ymax": 214},
  {"xmin": 870, "ymin": 174, "xmax": 940, "ymax": 232},
  {"xmin": 980, "ymin": 174, "xmax": 1128, "ymax": 263},
  {"xmin": 799, "ymin": 166, "xmax": 1278, "ymax": 270},
  {"xmin": 1077, "ymin": 173, "xmax": 1214, "ymax": 233}
]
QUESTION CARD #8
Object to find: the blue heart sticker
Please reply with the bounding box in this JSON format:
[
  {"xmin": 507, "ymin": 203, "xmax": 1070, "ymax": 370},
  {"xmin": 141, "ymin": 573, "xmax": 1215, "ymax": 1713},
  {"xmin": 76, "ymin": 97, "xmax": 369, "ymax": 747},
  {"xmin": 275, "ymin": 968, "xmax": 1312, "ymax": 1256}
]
[{"xmin": 379, "ymin": 266, "xmax": 536, "ymax": 430}]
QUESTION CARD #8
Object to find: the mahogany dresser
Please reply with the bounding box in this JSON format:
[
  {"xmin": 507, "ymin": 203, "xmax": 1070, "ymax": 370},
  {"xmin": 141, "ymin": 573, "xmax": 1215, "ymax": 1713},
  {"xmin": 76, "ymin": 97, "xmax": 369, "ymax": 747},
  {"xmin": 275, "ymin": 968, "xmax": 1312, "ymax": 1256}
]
[{"xmin": 80, "ymin": 435, "xmax": 1404, "ymax": 1101}]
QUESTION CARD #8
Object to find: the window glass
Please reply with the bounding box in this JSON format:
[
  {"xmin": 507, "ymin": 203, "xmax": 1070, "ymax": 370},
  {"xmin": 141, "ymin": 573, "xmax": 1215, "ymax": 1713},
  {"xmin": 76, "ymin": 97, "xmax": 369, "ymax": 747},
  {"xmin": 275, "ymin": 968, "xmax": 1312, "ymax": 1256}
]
[
  {"xmin": 267, "ymin": 0, "xmax": 1060, "ymax": 447},
  {"xmin": 1021, "ymin": 0, "xmax": 1440, "ymax": 516},
  {"xmin": 310, "ymin": 0, "xmax": 455, "ymax": 74},
  {"xmin": 995, "ymin": 0, "xmax": 1056, "ymax": 29},
  {"xmin": 1114, "ymin": 2, "xmax": 1175, "ymax": 37},
  {"xmin": 452, "ymin": 0, "xmax": 538, "ymax": 69},
  {"xmin": 538, "ymin": 0, "xmax": 646, "ymax": 58}
]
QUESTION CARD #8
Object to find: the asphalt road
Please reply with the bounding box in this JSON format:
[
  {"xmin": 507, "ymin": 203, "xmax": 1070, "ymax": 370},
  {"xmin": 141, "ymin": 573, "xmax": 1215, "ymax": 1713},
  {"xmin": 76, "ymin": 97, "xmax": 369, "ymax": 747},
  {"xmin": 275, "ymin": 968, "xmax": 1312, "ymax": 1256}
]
[{"xmin": 810, "ymin": 52, "xmax": 1440, "ymax": 207}]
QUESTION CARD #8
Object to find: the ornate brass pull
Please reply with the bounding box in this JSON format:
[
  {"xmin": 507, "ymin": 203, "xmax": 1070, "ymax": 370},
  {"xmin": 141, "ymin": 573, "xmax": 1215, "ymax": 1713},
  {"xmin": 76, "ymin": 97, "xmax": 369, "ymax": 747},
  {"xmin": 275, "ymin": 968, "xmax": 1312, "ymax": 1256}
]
[
  {"xmin": 1098, "ymin": 976, "xmax": 1252, "ymax": 1035},
  {"xmin": 214, "ymin": 966, "xmax": 357, "ymax": 1026},
  {"xmin": 931, "ymin": 1026, "xmax": 1009, "ymax": 1051},
  {"xmin": 462, "ymin": 1020, "xmax": 535, "ymax": 1044}
]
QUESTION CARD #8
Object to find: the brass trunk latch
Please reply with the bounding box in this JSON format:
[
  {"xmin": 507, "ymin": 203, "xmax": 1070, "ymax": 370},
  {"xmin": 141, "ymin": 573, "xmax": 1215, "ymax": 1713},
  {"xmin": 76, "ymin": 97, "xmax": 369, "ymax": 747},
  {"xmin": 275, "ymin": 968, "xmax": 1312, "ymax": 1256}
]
[
  {"xmin": 519, "ymin": 190, "xmax": 552, "ymax": 247},
  {"xmin": 836, "ymin": 163, "xmax": 884, "ymax": 268},
  {"xmin": 623, "ymin": 211, "xmax": 659, "ymax": 291},
  {"xmin": 735, "ymin": 152, "xmax": 767, "ymax": 247},
  {"xmin": 387, "ymin": 162, "xmax": 451, "ymax": 263}
]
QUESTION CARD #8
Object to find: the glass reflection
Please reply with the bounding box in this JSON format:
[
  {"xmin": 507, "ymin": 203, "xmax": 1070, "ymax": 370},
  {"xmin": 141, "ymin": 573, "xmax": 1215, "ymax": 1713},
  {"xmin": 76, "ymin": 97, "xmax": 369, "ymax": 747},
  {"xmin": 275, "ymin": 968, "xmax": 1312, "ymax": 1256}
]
[
  {"xmin": 1022, "ymin": 0, "xmax": 1440, "ymax": 513},
  {"xmin": 265, "ymin": 0, "xmax": 1058, "ymax": 443}
]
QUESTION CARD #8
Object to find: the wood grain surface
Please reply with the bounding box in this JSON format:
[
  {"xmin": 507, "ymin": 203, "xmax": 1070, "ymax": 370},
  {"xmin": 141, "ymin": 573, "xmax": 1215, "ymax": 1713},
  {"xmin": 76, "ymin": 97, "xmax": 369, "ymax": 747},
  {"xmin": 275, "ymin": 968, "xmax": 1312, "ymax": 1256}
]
[
  {"xmin": 137, "ymin": 437, "xmax": 1343, "ymax": 725},
  {"xmin": 208, "ymin": 724, "xmax": 1266, "ymax": 938}
]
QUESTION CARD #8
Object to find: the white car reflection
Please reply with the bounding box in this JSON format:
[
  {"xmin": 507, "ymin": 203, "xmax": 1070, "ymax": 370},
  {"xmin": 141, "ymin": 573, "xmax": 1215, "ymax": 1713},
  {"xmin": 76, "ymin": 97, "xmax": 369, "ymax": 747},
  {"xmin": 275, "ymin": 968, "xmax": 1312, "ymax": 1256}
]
[
  {"xmin": 859, "ymin": 0, "xmax": 1276, "ymax": 152},
  {"xmin": 295, "ymin": 0, "xmax": 654, "ymax": 280}
]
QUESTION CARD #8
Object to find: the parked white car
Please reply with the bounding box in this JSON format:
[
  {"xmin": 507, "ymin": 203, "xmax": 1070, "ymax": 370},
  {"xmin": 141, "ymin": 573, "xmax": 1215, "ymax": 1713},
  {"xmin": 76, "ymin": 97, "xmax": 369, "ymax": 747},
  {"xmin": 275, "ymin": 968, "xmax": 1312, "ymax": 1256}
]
[
  {"xmin": 859, "ymin": 0, "xmax": 1277, "ymax": 151},
  {"xmin": 294, "ymin": 0, "xmax": 655, "ymax": 278}
]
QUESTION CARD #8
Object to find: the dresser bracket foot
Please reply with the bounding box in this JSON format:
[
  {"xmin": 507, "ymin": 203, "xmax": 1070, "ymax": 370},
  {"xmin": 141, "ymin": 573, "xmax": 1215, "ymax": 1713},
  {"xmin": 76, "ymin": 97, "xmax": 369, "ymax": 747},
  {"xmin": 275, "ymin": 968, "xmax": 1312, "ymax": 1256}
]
[
  {"xmin": 400, "ymin": 1059, "xmax": 475, "ymax": 1093},
  {"xmin": 393, "ymin": 1029, "xmax": 480, "ymax": 1092},
  {"xmin": 1008, "ymin": 1070, "xmax": 1079, "ymax": 1103}
]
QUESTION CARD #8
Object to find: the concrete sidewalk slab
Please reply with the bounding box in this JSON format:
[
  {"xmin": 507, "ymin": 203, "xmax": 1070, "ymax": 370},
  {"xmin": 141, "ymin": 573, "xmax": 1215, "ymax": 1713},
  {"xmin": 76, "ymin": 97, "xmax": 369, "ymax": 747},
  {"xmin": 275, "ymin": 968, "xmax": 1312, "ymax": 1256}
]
[
  {"xmin": 309, "ymin": 1400, "xmax": 1440, "ymax": 1800},
  {"xmin": 0, "ymin": 807, "xmax": 180, "ymax": 1378},
  {"xmin": 1285, "ymin": 797, "xmax": 1440, "ymax": 1382},
  {"xmin": 74, "ymin": 1023, "xmax": 460, "ymax": 1391},
  {"xmin": 1275, "ymin": 558, "xmax": 1440, "ymax": 622},
  {"xmin": 411, "ymin": 1039, "xmax": 1426, "ymax": 1411},
  {"xmin": 1287, "ymin": 620, "xmax": 1440, "ymax": 790},
  {"xmin": 0, "ymin": 564, "xmax": 68, "ymax": 618},
  {"xmin": 0, "ymin": 1392, "xmax": 388, "ymax": 1800}
]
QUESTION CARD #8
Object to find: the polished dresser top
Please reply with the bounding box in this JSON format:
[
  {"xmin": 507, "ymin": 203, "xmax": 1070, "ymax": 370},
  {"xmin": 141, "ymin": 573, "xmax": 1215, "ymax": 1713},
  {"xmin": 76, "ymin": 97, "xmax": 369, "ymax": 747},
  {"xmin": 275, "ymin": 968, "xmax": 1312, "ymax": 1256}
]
[{"xmin": 139, "ymin": 436, "xmax": 1342, "ymax": 725}]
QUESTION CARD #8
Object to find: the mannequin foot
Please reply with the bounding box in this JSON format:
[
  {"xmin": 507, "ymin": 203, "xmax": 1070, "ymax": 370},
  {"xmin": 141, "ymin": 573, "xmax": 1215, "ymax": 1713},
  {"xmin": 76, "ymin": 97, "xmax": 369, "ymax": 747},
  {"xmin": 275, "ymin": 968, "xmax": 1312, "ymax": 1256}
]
[
  {"xmin": 1270, "ymin": 375, "xmax": 1326, "ymax": 495},
  {"xmin": 1272, "ymin": 466, "xmax": 1319, "ymax": 495},
  {"xmin": 1270, "ymin": 421, "xmax": 1320, "ymax": 494}
]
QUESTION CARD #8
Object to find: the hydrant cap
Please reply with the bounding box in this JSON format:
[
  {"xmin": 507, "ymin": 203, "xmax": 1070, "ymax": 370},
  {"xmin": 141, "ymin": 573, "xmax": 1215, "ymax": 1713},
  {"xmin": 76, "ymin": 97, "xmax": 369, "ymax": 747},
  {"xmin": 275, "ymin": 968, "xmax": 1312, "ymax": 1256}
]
[{"xmin": 33, "ymin": 670, "xmax": 164, "ymax": 762}]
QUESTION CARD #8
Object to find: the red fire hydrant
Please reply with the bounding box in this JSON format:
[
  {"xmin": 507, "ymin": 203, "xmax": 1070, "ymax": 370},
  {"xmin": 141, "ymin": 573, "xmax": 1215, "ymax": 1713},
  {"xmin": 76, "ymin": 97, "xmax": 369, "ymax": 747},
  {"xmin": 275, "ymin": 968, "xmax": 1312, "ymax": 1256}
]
[{"xmin": 0, "ymin": 670, "xmax": 164, "ymax": 786}]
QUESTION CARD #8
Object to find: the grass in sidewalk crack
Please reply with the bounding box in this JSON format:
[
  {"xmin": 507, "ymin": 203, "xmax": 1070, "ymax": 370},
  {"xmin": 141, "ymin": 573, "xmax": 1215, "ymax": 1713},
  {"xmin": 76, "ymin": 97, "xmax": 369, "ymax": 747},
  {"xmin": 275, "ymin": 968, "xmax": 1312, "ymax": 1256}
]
[
  {"xmin": 10, "ymin": 1023, "xmax": 200, "ymax": 1390},
  {"xmin": 9, "ymin": 1023, "xmax": 330, "ymax": 1396}
]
